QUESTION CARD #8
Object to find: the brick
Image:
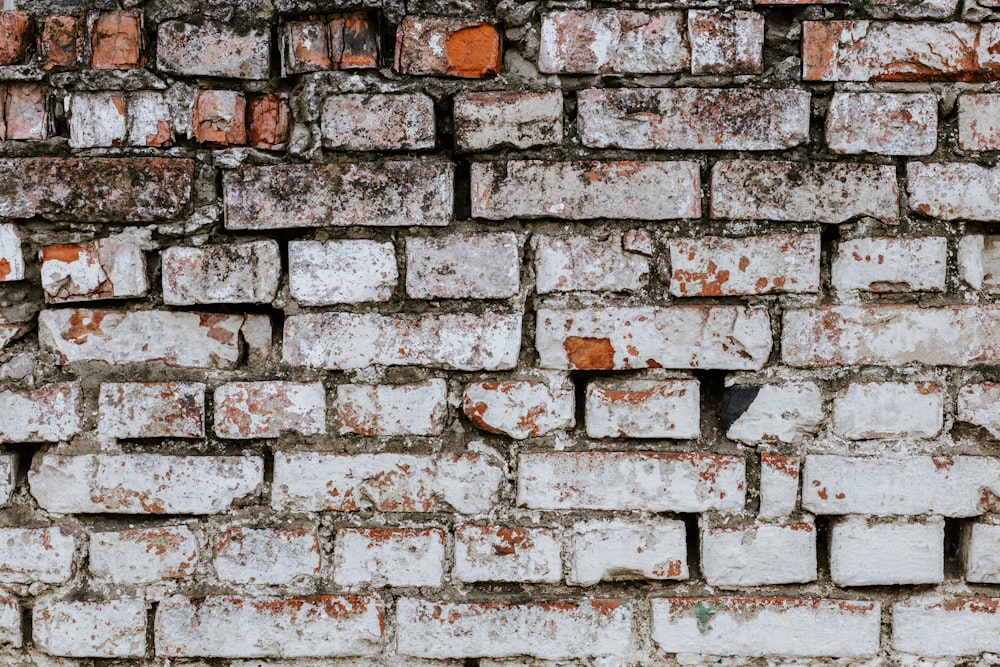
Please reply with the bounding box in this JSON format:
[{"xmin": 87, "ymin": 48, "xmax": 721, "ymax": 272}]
[
  {"xmin": 247, "ymin": 94, "xmax": 290, "ymax": 149},
  {"xmin": 689, "ymin": 10, "xmax": 763, "ymax": 75},
  {"xmin": 539, "ymin": 10, "xmax": 688, "ymax": 74},
  {"xmin": 98, "ymin": 381, "xmax": 205, "ymax": 439},
  {"xmin": 40, "ymin": 232, "xmax": 148, "ymax": 303},
  {"xmin": 725, "ymin": 383, "xmax": 823, "ymax": 444},
  {"xmin": 40, "ymin": 15, "xmax": 82, "ymax": 70},
  {"xmin": 0, "ymin": 456, "xmax": 14, "ymax": 508},
  {"xmin": 0, "ymin": 527, "xmax": 74, "ymax": 583},
  {"xmin": 958, "ymin": 93, "xmax": 1000, "ymax": 150},
  {"xmin": 534, "ymin": 232, "xmax": 651, "ymax": 294},
  {"xmin": 0, "ymin": 381, "xmax": 81, "ymax": 443},
  {"xmin": 868, "ymin": 0, "xmax": 960, "ymax": 18},
  {"xmin": 126, "ymin": 91, "xmax": 173, "ymax": 146},
  {"xmin": 214, "ymin": 528, "xmax": 320, "ymax": 585},
  {"xmin": 803, "ymin": 21, "xmax": 1000, "ymax": 82},
  {"xmin": 33, "ymin": 599, "xmax": 146, "ymax": 658},
  {"xmin": 832, "ymin": 382, "xmax": 943, "ymax": 440},
  {"xmin": 29, "ymin": 455, "xmax": 263, "ymax": 514},
  {"xmin": 162, "ymin": 240, "xmax": 279, "ymax": 305},
  {"xmin": 333, "ymin": 528, "xmax": 445, "ymax": 588},
  {"xmin": 908, "ymin": 162, "xmax": 1000, "ymax": 221},
  {"xmin": 711, "ymin": 160, "xmax": 899, "ymax": 223},
  {"xmin": 395, "ymin": 17, "xmax": 501, "ymax": 78},
  {"xmin": 271, "ymin": 453, "xmax": 503, "ymax": 513},
  {"xmin": 454, "ymin": 90, "xmax": 562, "ymax": 151},
  {"xmin": 288, "ymin": 240, "xmax": 397, "ymax": 305},
  {"xmin": 224, "ymin": 162, "xmax": 453, "ymax": 229},
  {"xmin": 579, "ymin": 88, "xmax": 808, "ymax": 151},
  {"xmin": 566, "ymin": 518, "xmax": 687, "ymax": 586},
  {"xmin": 454, "ymin": 525, "xmax": 561, "ymax": 583},
  {"xmin": 958, "ymin": 383, "xmax": 1000, "ymax": 438},
  {"xmin": 782, "ymin": 305, "xmax": 1000, "ymax": 367},
  {"xmin": 155, "ymin": 595, "xmax": 383, "ymax": 658},
  {"xmin": 5, "ymin": 84, "xmax": 48, "ymax": 141},
  {"xmin": 0, "ymin": 598, "xmax": 18, "ymax": 647},
  {"xmin": 91, "ymin": 12, "xmax": 144, "ymax": 70},
  {"xmin": 0, "ymin": 11, "xmax": 34, "ymax": 65},
  {"xmin": 652, "ymin": 598, "xmax": 881, "ymax": 658},
  {"xmin": 336, "ymin": 380, "xmax": 447, "ymax": 437},
  {"xmin": 396, "ymin": 599, "xmax": 633, "ymax": 660},
  {"xmin": 192, "ymin": 90, "xmax": 247, "ymax": 145},
  {"xmin": 759, "ymin": 453, "xmax": 801, "ymax": 520},
  {"xmin": 702, "ymin": 523, "xmax": 817, "ymax": 587},
  {"xmin": 0, "ymin": 225, "xmax": 22, "ymax": 283},
  {"xmin": 39, "ymin": 310, "xmax": 247, "ymax": 368},
  {"xmin": 89, "ymin": 526, "xmax": 198, "ymax": 584},
  {"xmin": 214, "ymin": 381, "xmax": 326, "ymax": 439},
  {"xmin": 585, "ymin": 378, "xmax": 699, "ymax": 439},
  {"xmin": 473, "ymin": 160, "xmax": 700, "ymax": 221},
  {"xmin": 0, "ymin": 157, "xmax": 192, "ymax": 222},
  {"xmin": 321, "ymin": 93, "xmax": 434, "ymax": 150},
  {"xmin": 327, "ymin": 13, "xmax": 379, "ymax": 69},
  {"xmin": 959, "ymin": 235, "xmax": 1000, "ymax": 292},
  {"xmin": 284, "ymin": 311, "xmax": 520, "ymax": 371},
  {"xmin": 802, "ymin": 455, "xmax": 1000, "ymax": 516},
  {"xmin": 157, "ymin": 20, "xmax": 269, "ymax": 79},
  {"xmin": 282, "ymin": 19, "xmax": 330, "ymax": 74},
  {"xmin": 406, "ymin": 233, "xmax": 519, "ymax": 299},
  {"xmin": 517, "ymin": 452, "xmax": 746, "ymax": 512},
  {"xmin": 66, "ymin": 92, "xmax": 126, "ymax": 148},
  {"xmin": 831, "ymin": 516, "xmax": 943, "ymax": 586},
  {"xmin": 536, "ymin": 306, "xmax": 771, "ymax": 370},
  {"xmin": 826, "ymin": 92, "xmax": 937, "ymax": 155},
  {"xmin": 965, "ymin": 523, "xmax": 1000, "ymax": 583},
  {"xmin": 892, "ymin": 598, "xmax": 1000, "ymax": 656},
  {"xmin": 832, "ymin": 237, "xmax": 947, "ymax": 292},
  {"xmin": 462, "ymin": 380, "xmax": 574, "ymax": 439}
]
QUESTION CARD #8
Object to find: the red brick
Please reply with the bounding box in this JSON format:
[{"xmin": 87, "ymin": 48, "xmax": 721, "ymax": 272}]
[
  {"xmin": 688, "ymin": 10, "xmax": 764, "ymax": 75},
  {"xmin": 248, "ymin": 94, "xmax": 290, "ymax": 149},
  {"xmin": 40, "ymin": 15, "xmax": 82, "ymax": 70},
  {"xmin": 328, "ymin": 13, "xmax": 379, "ymax": 69},
  {"xmin": 0, "ymin": 11, "xmax": 34, "ymax": 65},
  {"xmin": 90, "ymin": 11, "xmax": 144, "ymax": 70},
  {"xmin": 40, "ymin": 233, "xmax": 149, "ymax": 303},
  {"xmin": 282, "ymin": 19, "xmax": 331, "ymax": 74},
  {"xmin": 395, "ymin": 16, "xmax": 501, "ymax": 78},
  {"xmin": 192, "ymin": 90, "xmax": 247, "ymax": 145},
  {"xmin": 5, "ymin": 83, "xmax": 48, "ymax": 141}
]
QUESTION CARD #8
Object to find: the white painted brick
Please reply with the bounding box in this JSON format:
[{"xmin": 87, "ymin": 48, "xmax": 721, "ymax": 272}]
[
  {"xmin": 831, "ymin": 516, "xmax": 943, "ymax": 586},
  {"xmin": 0, "ymin": 598, "xmax": 19, "ymax": 647},
  {"xmin": 702, "ymin": 522, "xmax": 816, "ymax": 587},
  {"xmin": 0, "ymin": 224, "xmax": 23, "ymax": 282},
  {"xmin": 725, "ymin": 383, "xmax": 823, "ymax": 444},
  {"xmin": 958, "ymin": 93, "xmax": 1000, "ymax": 151},
  {"xmin": 832, "ymin": 382, "xmax": 943, "ymax": 439},
  {"xmin": 892, "ymin": 597, "xmax": 1000, "ymax": 656},
  {"xmin": 89, "ymin": 526, "xmax": 198, "ymax": 584},
  {"xmin": 126, "ymin": 90, "xmax": 172, "ymax": 146},
  {"xmin": 335, "ymin": 380, "xmax": 447, "ymax": 436},
  {"xmin": 534, "ymin": 232, "xmax": 650, "ymax": 294},
  {"xmin": 333, "ymin": 528, "xmax": 445, "ymax": 589},
  {"xmin": 832, "ymin": 237, "xmax": 947, "ymax": 292},
  {"xmin": 0, "ymin": 381, "xmax": 81, "ymax": 443},
  {"xmin": 34, "ymin": 599, "xmax": 146, "ymax": 658},
  {"xmin": 157, "ymin": 20, "xmax": 270, "ymax": 79},
  {"xmin": 288, "ymin": 240, "xmax": 397, "ymax": 305},
  {"xmin": 826, "ymin": 93, "xmax": 937, "ymax": 155},
  {"xmin": 908, "ymin": 162, "xmax": 1000, "ymax": 221},
  {"xmin": 965, "ymin": 522, "xmax": 1000, "ymax": 583},
  {"xmin": 162, "ymin": 240, "xmax": 280, "ymax": 305},
  {"xmin": 405, "ymin": 233, "xmax": 519, "ymax": 299},
  {"xmin": 98, "ymin": 381, "xmax": 205, "ymax": 439},
  {"xmin": 689, "ymin": 10, "xmax": 763, "ymax": 74},
  {"xmin": 958, "ymin": 382, "xmax": 1000, "ymax": 438},
  {"xmin": 454, "ymin": 90, "xmax": 563, "ymax": 151},
  {"xmin": 958, "ymin": 234, "xmax": 1000, "ymax": 292},
  {"xmin": 0, "ymin": 527, "xmax": 74, "ymax": 583},
  {"xmin": 0, "ymin": 455, "xmax": 14, "ymax": 507},
  {"xmin": 585, "ymin": 378, "xmax": 700, "ymax": 439},
  {"xmin": 463, "ymin": 379, "xmax": 574, "ymax": 439},
  {"xmin": 321, "ymin": 93, "xmax": 434, "ymax": 150},
  {"xmin": 41, "ymin": 232, "xmax": 148, "ymax": 303},
  {"xmin": 566, "ymin": 518, "xmax": 687, "ymax": 586},
  {"xmin": 214, "ymin": 528, "xmax": 320, "ymax": 585},
  {"xmin": 214, "ymin": 381, "xmax": 325, "ymax": 440},
  {"xmin": 454, "ymin": 525, "xmax": 561, "ymax": 583},
  {"xmin": 759, "ymin": 453, "xmax": 800, "ymax": 520},
  {"xmin": 66, "ymin": 92, "xmax": 126, "ymax": 148}
]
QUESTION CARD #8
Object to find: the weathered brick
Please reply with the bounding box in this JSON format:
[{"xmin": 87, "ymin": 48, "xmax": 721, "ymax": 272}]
[
  {"xmin": 802, "ymin": 455, "xmax": 1000, "ymax": 516},
  {"xmin": 463, "ymin": 379, "xmax": 574, "ymax": 439},
  {"xmin": 534, "ymin": 231, "xmax": 651, "ymax": 294},
  {"xmin": 41, "ymin": 232, "xmax": 148, "ymax": 303},
  {"xmin": 162, "ymin": 240, "xmax": 279, "ymax": 305},
  {"xmin": 89, "ymin": 526, "xmax": 198, "ymax": 584},
  {"xmin": 832, "ymin": 236, "xmax": 947, "ymax": 292},
  {"xmin": 98, "ymin": 382, "xmax": 205, "ymax": 439},
  {"xmin": 40, "ymin": 15, "xmax": 82, "ymax": 70},
  {"xmin": 128, "ymin": 90, "xmax": 173, "ymax": 146},
  {"xmin": 892, "ymin": 598, "xmax": 1000, "ymax": 656},
  {"xmin": 711, "ymin": 160, "xmax": 899, "ymax": 223},
  {"xmin": 91, "ymin": 12, "xmax": 144, "ymax": 70},
  {"xmin": 689, "ymin": 10, "xmax": 763, "ymax": 74},
  {"xmin": 157, "ymin": 20, "xmax": 269, "ymax": 79},
  {"xmin": 958, "ymin": 93, "xmax": 1000, "ymax": 150},
  {"xmin": 155, "ymin": 595, "xmax": 383, "ymax": 658},
  {"xmin": 908, "ymin": 162, "xmax": 1000, "ymax": 221},
  {"xmin": 578, "ymin": 88, "xmax": 808, "ymax": 151},
  {"xmin": 284, "ymin": 311, "xmax": 520, "ymax": 371},
  {"xmin": 33, "ymin": 599, "xmax": 146, "ymax": 658},
  {"xmin": 192, "ymin": 90, "xmax": 247, "ymax": 145},
  {"xmin": 473, "ymin": 160, "xmax": 700, "ymax": 221},
  {"xmin": 321, "ymin": 93, "xmax": 434, "ymax": 150},
  {"xmin": 965, "ymin": 523, "xmax": 1000, "ymax": 582},
  {"xmin": 831, "ymin": 516, "xmax": 943, "ymax": 586},
  {"xmin": 0, "ymin": 11, "xmax": 34, "ymax": 65},
  {"xmin": 960, "ymin": 235, "xmax": 1000, "ymax": 292},
  {"xmin": 214, "ymin": 528, "xmax": 320, "ymax": 585},
  {"xmin": 539, "ymin": 10, "xmax": 688, "ymax": 74},
  {"xmin": 288, "ymin": 240, "xmax": 397, "ymax": 305},
  {"xmin": 0, "ymin": 225, "xmax": 22, "ymax": 283},
  {"xmin": 517, "ymin": 452, "xmax": 746, "ymax": 512},
  {"xmin": 653, "ymin": 598, "xmax": 881, "ymax": 658},
  {"xmin": 65, "ymin": 92, "xmax": 126, "ymax": 148},
  {"xmin": 567, "ymin": 518, "xmax": 687, "ymax": 586},
  {"xmin": 396, "ymin": 599, "xmax": 633, "ymax": 660},
  {"xmin": 826, "ymin": 92, "xmax": 937, "ymax": 155},
  {"xmin": 406, "ymin": 233, "xmax": 519, "ymax": 299},
  {"xmin": 536, "ymin": 306, "xmax": 771, "ymax": 370},
  {"xmin": 0, "ymin": 527, "xmax": 74, "ymax": 583},
  {"xmin": 0, "ymin": 598, "xmax": 18, "ymax": 647},
  {"xmin": 832, "ymin": 382, "xmax": 943, "ymax": 440},
  {"xmin": 725, "ymin": 383, "xmax": 823, "ymax": 444},
  {"xmin": 281, "ymin": 19, "xmax": 331, "ymax": 74},
  {"xmin": 702, "ymin": 523, "xmax": 817, "ymax": 587},
  {"xmin": 783, "ymin": 305, "xmax": 1000, "ymax": 367},
  {"xmin": 224, "ymin": 162, "xmax": 453, "ymax": 229},
  {"xmin": 336, "ymin": 380, "xmax": 447, "ymax": 436},
  {"xmin": 958, "ymin": 383, "xmax": 1000, "ymax": 438},
  {"xmin": 327, "ymin": 13, "xmax": 379, "ymax": 69},
  {"xmin": 214, "ymin": 381, "xmax": 326, "ymax": 439},
  {"xmin": 247, "ymin": 94, "xmax": 290, "ymax": 149},
  {"xmin": 585, "ymin": 378, "xmax": 700, "ymax": 439},
  {"xmin": 454, "ymin": 525, "xmax": 561, "ymax": 583},
  {"xmin": 454, "ymin": 90, "xmax": 563, "ymax": 151},
  {"xmin": 333, "ymin": 528, "xmax": 445, "ymax": 588},
  {"xmin": 0, "ymin": 456, "xmax": 14, "ymax": 508},
  {"xmin": 395, "ymin": 17, "xmax": 501, "ymax": 78},
  {"xmin": 29, "ymin": 455, "xmax": 263, "ymax": 514},
  {"xmin": 759, "ymin": 453, "xmax": 801, "ymax": 520},
  {"xmin": 0, "ymin": 382, "xmax": 81, "ymax": 443},
  {"xmin": 271, "ymin": 453, "xmax": 503, "ymax": 513},
  {"xmin": 5, "ymin": 84, "xmax": 49, "ymax": 141}
]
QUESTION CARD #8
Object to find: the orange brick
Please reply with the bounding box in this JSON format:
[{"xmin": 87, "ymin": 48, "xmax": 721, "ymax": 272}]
[
  {"xmin": 329, "ymin": 12, "xmax": 378, "ymax": 68},
  {"xmin": 395, "ymin": 16, "xmax": 501, "ymax": 78},
  {"xmin": 91, "ymin": 11, "xmax": 144, "ymax": 70},
  {"xmin": 5, "ymin": 84, "xmax": 47, "ymax": 141},
  {"xmin": 0, "ymin": 11, "xmax": 34, "ymax": 66},
  {"xmin": 283, "ymin": 19, "xmax": 330, "ymax": 73},
  {"xmin": 248, "ymin": 94, "xmax": 290, "ymax": 149},
  {"xmin": 40, "ymin": 15, "xmax": 82, "ymax": 70},
  {"xmin": 192, "ymin": 90, "xmax": 247, "ymax": 145}
]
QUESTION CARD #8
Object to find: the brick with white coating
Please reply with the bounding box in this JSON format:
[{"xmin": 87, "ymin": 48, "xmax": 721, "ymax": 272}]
[
  {"xmin": 0, "ymin": 381, "xmax": 81, "ymax": 443},
  {"xmin": 965, "ymin": 523, "xmax": 1000, "ymax": 583},
  {"xmin": 0, "ymin": 527, "xmax": 74, "ymax": 583},
  {"xmin": 214, "ymin": 381, "xmax": 326, "ymax": 439},
  {"xmin": 0, "ymin": 598, "xmax": 18, "ymax": 647},
  {"xmin": 394, "ymin": 17, "xmax": 501, "ymax": 78},
  {"xmin": 5, "ymin": 84, "xmax": 49, "ymax": 141},
  {"xmin": 759, "ymin": 453, "xmax": 801, "ymax": 520},
  {"xmin": 958, "ymin": 383, "xmax": 1000, "ymax": 438},
  {"xmin": 396, "ymin": 599, "xmax": 633, "ymax": 660},
  {"xmin": 958, "ymin": 235, "xmax": 1000, "ymax": 292},
  {"xmin": 892, "ymin": 597, "xmax": 1000, "ymax": 656},
  {"xmin": 98, "ymin": 382, "xmax": 205, "ymax": 439},
  {"xmin": 321, "ymin": 93, "xmax": 434, "ymax": 150},
  {"xmin": 908, "ymin": 162, "xmax": 1000, "ymax": 221},
  {"xmin": 335, "ymin": 380, "xmax": 448, "ymax": 436},
  {"xmin": 0, "ymin": 225, "xmax": 22, "ymax": 283},
  {"xmin": 702, "ymin": 523, "xmax": 817, "ymax": 587},
  {"xmin": 517, "ymin": 452, "xmax": 746, "ymax": 512},
  {"xmin": 832, "ymin": 382, "xmax": 943, "ymax": 439},
  {"xmin": 0, "ymin": 456, "xmax": 13, "ymax": 508},
  {"xmin": 725, "ymin": 383, "xmax": 823, "ymax": 444},
  {"xmin": 333, "ymin": 528, "xmax": 445, "ymax": 588},
  {"xmin": 534, "ymin": 232, "xmax": 650, "ymax": 294},
  {"xmin": 157, "ymin": 20, "xmax": 270, "ymax": 79},
  {"xmin": 832, "ymin": 237, "xmax": 947, "ymax": 292},
  {"xmin": 162, "ymin": 240, "xmax": 280, "ymax": 305},
  {"xmin": 454, "ymin": 525, "xmax": 561, "ymax": 583},
  {"xmin": 536, "ymin": 306, "xmax": 771, "ymax": 370},
  {"xmin": 958, "ymin": 93, "xmax": 1000, "ymax": 151},
  {"xmin": 454, "ymin": 90, "xmax": 563, "ymax": 151},
  {"xmin": 29, "ymin": 455, "xmax": 263, "ymax": 514},
  {"xmin": 65, "ymin": 92, "xmax": 126, "ymax": 148},
  {"xmin": 214, "ymin": 528, "xmax": 320, "ymax": 585},
  {"xmin": 89, "ymin": 526, "xmax": 198, "ymax": 584},
  {"xmin": 463, "ymin": 380, "xmax": 574, "ymax": 439},
  {"xmin": 127, "ymin": 90, "xmax": 172, "ymax": 147},
  {"xmin": 826, "ymin": 93, "xmax": 937, "ymax": 155},
  {"xmin": 585, "ymin": 378, "xmax": 700, "ymax": 439},
  {"xmin": 41, "ymin": 232, "xmax": 148, "ymax": 303},
  {"xmin": 566, "ymin": 518, "xmax": 687, "ymax": 586},
  {"xmin": 289, "ymin": 240, "xmax": 397, "ymax": 305},
  {"xmin": 689, "ymin": 10, "xmax": 764, "ymax": 74},
  {"xmin": 831, "ymin": 516, "xmax": 943, "ymax": 586},
  {"xmin": 271, "ymin": 453, "xmax": 503, "ymax": 513},
  {"xmin": 406, "ymin": 233, "xmax": 520, "ymax": 299},
  {"xmin": 33, "ymin": 599, "xmax": 146, "ymax": 658}
]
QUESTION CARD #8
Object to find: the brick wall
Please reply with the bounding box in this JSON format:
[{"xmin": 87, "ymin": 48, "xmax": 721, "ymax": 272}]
[{"xmin": 0, "ymin": 0, "xmax": 996, "ymax": 663}]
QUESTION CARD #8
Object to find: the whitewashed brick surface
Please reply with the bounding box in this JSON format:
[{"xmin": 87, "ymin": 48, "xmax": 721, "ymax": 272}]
[
  {"xmin": 162, "ymin": 241, "xmax": 280, "ymax": 305},
  {"xmin": 288, "ymin": 240, "xmax": 397, "ymax": 305},
  {"xmin": 831, "ymin": 516, "xmax": 943, "ymax": 586},
  {"xmin": 89, "ymin": 526, "xmax": 198, "ymax": 584},
  {"xmin": 965, "ymin": 523, "xmax": 1000, "ymax": 583},
  {"xmin": 405, "ymin": 233, "xmax": 519, "ymax": 299},
  {"xmin": 454, "ymin": 525, "xmax": 561, "ymax": 583},
  {"xmin": 701, "ymin": 523, "xmax": 817, "ymax": 587},
  {"xmin": 585, "ymin": 378, "xmax": 700, "ymax": 439},
  {"xmin": 534, "ymin": 232, "xmax": 650, "ymax": 294},
  {"xmin": 832, "ymin": 382, "xmax": 943, "ymax": 439},
  {"xmin": 214, "ymin": 381, "xmax": 326, "ymax": 439},
  {"xmin": 759, "ymin": 453, "xmax": 800, "ymax": 520},
  {"xmin": 321, "ymin": 93, "xmax": 434, "ymax": 150},
  {"xmin": 0, "ymin": 382, "xmax": 81, "ymax": 443},
  {"xmin": 335, "ymin": 380, "xmax": 447, "ymax": 436},
  {"xmin": 333, "ymin": 528, "xmax": 445, "ymax": 588},
  {"xmin": 0, "ymin": 527, "xmax": 74, "ymax": 583},
  {"xmin": 33, "ymin": 599, "xmax": 147, "ymax": 658},
  {"xmin": 98, "ymin": 381, "xmax": 205, "ymax": 439},
  {"xmin": 41, "ymin": 232, "xmax": 148, "ymax": 303},
  {"xmin": 892, "ymin": 598, "xmax": 1000, "ymax": 656},
  {"xmin": 463, "ymin": 380, "xmax": 574, "ymax": 439},
  {"xmin": 726, "ymin": 383, "xmax": 823, "ymax": 444},
  {"xmin": 214, "ymin": 528, "xmax": 320, "ymax": 585},
  {"xmin": 832, "ymin": 237, "xmax": 947, "ymax": 292},
  {"xmin": 567, "ymin": 518, "xmax": 687, "ymax": 586},
  {"xmin": 826, "ymin": 93, "xmax": 937, "ymax": 155},
  {"xmin": 454, "ymin": 90, "xmax": 563, "ymax": 151}
]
